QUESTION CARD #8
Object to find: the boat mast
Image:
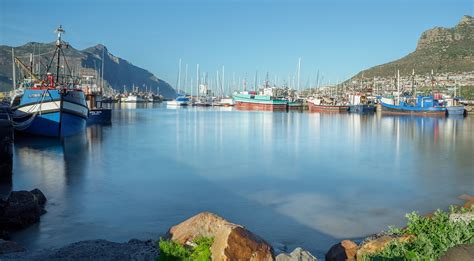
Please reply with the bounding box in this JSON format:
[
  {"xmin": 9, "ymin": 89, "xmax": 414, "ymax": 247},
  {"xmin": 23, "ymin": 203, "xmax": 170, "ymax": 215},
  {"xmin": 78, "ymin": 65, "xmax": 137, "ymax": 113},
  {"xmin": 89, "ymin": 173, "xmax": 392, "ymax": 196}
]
[
  {"xmin": 55, "ymin": 25, "xmax": 65, "ymax": 83},
  {"xmin": 11, "ymin": 48, "xmax": 16, "ymax": 90},
  {"xmin": 101, "ymin": 47, "xmax": 105, "ymax": 95},
  {"xmin": 397, "ymin": 69, "xmax": 400, "ymax": 104},
  {"xmin": 184, "ymin": 64, "xmax": 188, "ymax": 95},
  {"xmin": 176, "ymin": 58, "xmax": 181, "ymax": 94},
  {"xmin": 411, "ymin": 69, "xmax": 415, "ymax": 98},
  {"xmin": 254, "ymin": 70, "xmax": 258, "ymax": 92},
  {"xmin": 196, "ymin": 63, "xmax": 199, "ymax": 98},
  {"xmin": 222, "ymin": 65, "xmax": 225, "ymax": 97},
  {"xmin": 297, "ymin": 57, "xmax": 301, "ymax": 91}
]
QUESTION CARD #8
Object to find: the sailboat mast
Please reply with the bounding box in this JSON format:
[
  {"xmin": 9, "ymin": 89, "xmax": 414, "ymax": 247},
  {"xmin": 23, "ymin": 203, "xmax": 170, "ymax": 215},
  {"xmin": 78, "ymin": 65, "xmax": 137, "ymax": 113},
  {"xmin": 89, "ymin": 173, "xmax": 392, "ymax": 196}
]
[
  {"xmin": 11, "ymin": 48, "xmax": 16, "ymax": 90},
  {"xmin": 222, "ymin": 65, "xmax": 225, "ymax": 97},
  {"xmin": 196, "ymin": 63, "xmax": 199, "ymax": 97},
  {"xmin": 297, "ymin": 57, "xmax": 301, "ymax": 91},
  {"xmin": 177, "ymin": 58, "xmax": 182, "ymax": 93},
  {"xmin": 184, "ymin": 64, "xmax": 188, "ymax": 95}
]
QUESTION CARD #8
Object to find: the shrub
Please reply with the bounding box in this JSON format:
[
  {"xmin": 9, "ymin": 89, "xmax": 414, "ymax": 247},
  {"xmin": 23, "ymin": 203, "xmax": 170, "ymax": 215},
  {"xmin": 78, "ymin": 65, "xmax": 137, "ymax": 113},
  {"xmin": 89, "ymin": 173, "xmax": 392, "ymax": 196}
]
[
  {"xmin": 156, "ymin": 237, "xmax": 214, "ymax": 261},
  {"xmin": 369, "ymin": 206, "xmax": 474, "ymax": 260}
]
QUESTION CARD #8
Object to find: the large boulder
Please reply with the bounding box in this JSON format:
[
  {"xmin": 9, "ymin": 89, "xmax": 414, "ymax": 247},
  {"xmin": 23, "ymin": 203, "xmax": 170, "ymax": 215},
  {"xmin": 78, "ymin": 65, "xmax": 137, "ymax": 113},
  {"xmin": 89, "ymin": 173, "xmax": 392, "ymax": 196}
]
[
  {"xmin": 0, "ymin": 189, "xmax": 47, "ymax": 235},
  {"xmin": 168, "ymin": 212, "xmax": 274, "ymax": 261},
  {"xmin": 356, "ymin": 234, "xmax": 413, "ymax": 260},
  {"xmin": 439, "ymin": 244, "xmax": 474, "ymax": 261},
  {"xmin": 325, "ymin": 240, "xmax": 357, "ymax": 261},
  {"xmin": 276, "ymin": 247, "xmax": 317, "ymax": 261}
]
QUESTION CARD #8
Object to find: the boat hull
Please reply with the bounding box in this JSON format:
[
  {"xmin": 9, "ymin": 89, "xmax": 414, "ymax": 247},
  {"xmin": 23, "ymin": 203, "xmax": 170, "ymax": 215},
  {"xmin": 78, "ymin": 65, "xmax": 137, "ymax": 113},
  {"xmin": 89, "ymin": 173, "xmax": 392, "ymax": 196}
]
[
  {"xmin": 349, "ymin": 104, "xmax": 376, "ymax": 113},
  {"xmin": 446, "ymin": 106, "xmax": 465, "ymax": 116},
  {"xmin": 235, "ymin": 101, "xmax": 287, "ymax": 111},
  {"xmin": 87, "ymin": 108, "xmax": 112, "ymax": 124},
  {"xmin": 12, "ymin": 89, "xmax": 88, "ymax": 137},
  {"xmin": 308, "ymin": 102, "xmax": 349, "ymax": 112},
  {"xmin": 380, "ymin": 102, "xmax": 446, "ymax": 116},
  {"xmin": 233, "ymin": 93, "xmax": 288, "ymax": 111}
]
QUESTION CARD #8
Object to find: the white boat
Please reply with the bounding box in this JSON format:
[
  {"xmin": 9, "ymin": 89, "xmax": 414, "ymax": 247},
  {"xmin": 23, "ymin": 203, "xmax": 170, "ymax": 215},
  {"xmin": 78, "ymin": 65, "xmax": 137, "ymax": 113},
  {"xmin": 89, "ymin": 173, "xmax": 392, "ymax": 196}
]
[
  {"xmin": 121, "ymin": 94, "xmax": 146, "ymax": 103},
  {"xmin": 218, "ymin": 98, "xmax": 235, "ymax": 106},
  {"xmin": 167, "ymin": 96, "xmax": 190, "ymax": 106}
]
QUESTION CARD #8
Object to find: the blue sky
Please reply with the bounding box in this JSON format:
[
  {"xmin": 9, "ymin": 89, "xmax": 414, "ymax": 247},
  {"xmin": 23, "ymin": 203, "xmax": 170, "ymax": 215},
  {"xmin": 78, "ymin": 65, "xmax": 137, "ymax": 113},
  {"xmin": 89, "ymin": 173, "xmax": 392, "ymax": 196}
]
[{"xmin": 1, "ymin": 0, "xmax": 472, "ymax": 89}]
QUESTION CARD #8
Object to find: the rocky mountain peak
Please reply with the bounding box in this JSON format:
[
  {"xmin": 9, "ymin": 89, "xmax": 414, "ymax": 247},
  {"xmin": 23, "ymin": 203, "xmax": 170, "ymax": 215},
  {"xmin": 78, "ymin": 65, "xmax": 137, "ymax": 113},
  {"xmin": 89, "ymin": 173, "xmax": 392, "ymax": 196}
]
[
  {"xmin": 458, "ymin": 15, "xmax": 473, "ymax": 26},
  {"xmin": 416, "ymin": 15, "xmax": 474, "ymax": 50}
]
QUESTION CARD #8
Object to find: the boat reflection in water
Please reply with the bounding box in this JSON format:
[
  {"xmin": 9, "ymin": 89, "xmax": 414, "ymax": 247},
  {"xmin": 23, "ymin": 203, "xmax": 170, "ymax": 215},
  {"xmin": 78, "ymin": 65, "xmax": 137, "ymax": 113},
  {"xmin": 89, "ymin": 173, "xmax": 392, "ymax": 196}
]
[{"xmin": 9, "ymin": 107, "xmax": 474, "ymax": 256}]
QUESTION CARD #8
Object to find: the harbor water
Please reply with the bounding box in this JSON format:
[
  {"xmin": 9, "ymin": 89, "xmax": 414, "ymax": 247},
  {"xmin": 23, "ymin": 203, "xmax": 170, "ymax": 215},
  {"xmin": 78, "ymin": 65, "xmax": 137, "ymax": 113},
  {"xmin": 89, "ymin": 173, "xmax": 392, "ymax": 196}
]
[{"xmin": 7, "ymin": 104, "xmax": 474, "ymax": 257}]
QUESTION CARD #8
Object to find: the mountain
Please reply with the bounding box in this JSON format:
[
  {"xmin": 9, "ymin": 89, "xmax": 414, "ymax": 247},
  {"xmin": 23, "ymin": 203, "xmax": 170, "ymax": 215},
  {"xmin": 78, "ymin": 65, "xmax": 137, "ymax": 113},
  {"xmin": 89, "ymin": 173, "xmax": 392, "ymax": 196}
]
[
  {"xmin": 0, "ymin": 42, "xmax": 176, "ymax": 98},
  {"xmin": 350, "ymin": 15, "xmax": 474, "ymax": 79}
]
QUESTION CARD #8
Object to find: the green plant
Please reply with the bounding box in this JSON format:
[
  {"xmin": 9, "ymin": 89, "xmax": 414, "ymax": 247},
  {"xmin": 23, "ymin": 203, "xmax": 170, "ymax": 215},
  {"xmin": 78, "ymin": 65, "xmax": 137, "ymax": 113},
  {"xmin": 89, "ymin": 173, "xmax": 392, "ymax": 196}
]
[
  {"xmin": 156, "ymin": 237, "xmax": 214, "ymax": 261},
  {"xmin": 368, "ymin": 206, "xmax": 474, "ymax": 260}
]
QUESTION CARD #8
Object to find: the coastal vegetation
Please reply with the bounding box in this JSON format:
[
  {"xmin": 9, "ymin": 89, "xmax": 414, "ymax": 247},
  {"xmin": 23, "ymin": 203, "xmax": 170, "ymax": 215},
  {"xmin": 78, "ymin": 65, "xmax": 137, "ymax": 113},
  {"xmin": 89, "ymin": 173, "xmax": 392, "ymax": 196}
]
[
  {"xmin": 366, "ymin": 206, "xmax": 474, "ymax": 260},
  {"xmin": 157, "ymin": 237, "xmax": 213, "ymax": 261}
]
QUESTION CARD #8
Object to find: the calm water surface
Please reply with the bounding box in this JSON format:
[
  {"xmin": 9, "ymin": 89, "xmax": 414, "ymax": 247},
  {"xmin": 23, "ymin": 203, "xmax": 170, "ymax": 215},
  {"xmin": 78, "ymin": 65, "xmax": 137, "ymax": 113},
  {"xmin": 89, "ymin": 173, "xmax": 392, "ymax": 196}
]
[{"xmin": 8, "ymin": 104, "xmax": 474, "ymax": 256}]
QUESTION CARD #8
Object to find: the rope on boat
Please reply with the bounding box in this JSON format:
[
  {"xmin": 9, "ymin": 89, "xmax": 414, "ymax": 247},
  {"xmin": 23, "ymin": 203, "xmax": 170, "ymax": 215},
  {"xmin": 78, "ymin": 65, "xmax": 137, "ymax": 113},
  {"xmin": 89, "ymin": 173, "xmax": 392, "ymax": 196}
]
[{"xmin": 11, "ymin": 90, "xmax": 50, "ymax": 131}]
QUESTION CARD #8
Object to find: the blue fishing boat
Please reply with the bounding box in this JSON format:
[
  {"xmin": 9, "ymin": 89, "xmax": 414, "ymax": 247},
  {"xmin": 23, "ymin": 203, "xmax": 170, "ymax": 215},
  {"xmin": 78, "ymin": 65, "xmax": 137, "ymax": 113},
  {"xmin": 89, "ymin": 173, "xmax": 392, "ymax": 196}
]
[
  {"xmin": 380, "ymin": 96, "xmax": 446, "ymax": 116},
  {"xmin": 10, "ymin": 26, "xmax": 89, "ymax": 137}
]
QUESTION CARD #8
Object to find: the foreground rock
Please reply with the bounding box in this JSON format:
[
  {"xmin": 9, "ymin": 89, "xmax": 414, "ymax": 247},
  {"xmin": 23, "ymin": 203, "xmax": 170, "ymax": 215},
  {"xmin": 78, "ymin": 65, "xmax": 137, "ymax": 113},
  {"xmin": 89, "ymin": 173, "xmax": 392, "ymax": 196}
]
[
  {"xmin": 0, "ymin": 240, "xmax": 26, "ymax": 255},
  {"xmin": 1, "ymin": 239, "xmax": 159, "ymax": 261},
  {"xmin": 276, "ymin": 247, "xmax": 317, "ymax": 261},
  {"xmin": 356, "ymin": 233, "xmax": 413, "ymax": 260},
  {"xmin": 168, "ymin": 212, "xmax": 274, "ymax": 260},
  {"xmin": 0, "ymin": 189, "xmax": 47, "ymax": 239},
  {"xmin": 325, "ymin": 240, "xmax": 357, "ymax": 261},
  {"xmin": 439, "ymin": 244, "xmax": 474, "ymax": 261}
]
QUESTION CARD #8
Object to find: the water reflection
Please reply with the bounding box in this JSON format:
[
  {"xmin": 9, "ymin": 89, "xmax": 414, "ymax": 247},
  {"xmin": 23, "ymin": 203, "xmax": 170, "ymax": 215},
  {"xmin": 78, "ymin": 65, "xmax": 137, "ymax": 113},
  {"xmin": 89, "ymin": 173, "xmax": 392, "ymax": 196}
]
[{"xmin": 10, "ymin": 108, "xmax": 474, "ymax": 256}]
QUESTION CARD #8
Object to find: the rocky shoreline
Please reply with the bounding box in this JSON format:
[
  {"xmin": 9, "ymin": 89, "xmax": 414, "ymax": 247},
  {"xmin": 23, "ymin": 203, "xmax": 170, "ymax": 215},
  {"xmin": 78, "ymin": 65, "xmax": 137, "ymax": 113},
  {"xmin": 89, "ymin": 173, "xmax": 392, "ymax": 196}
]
[{"xmin": 0, "ymin": 189, "xmax": 472, "ymax": 260}]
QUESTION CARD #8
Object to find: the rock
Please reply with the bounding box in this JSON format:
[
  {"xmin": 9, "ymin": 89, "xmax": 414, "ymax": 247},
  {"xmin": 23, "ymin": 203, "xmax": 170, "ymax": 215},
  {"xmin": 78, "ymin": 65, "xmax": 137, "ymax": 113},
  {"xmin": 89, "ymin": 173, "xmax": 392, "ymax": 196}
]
[
  {"xmin": 0, "ymin": 189, "xmax": 47, "ymax": 232},
  {"xmin": 325, "ymin": 240, "xmax": 357, "ymax": 261},
  {"xmin": 439, "ymin": 244, "xmax": 474, "ymax": 261},
  {"xmin": 356, "ymin": 234, "xmax": 413, "ymax": 260},
  {"xmin": 30, "ymin": 189, "xmax": 47, "ymax": 206},
  {"xmin": 276, "ymin": 247, "xmax": 317, "ymax": 261},
  {"xmin": 1, "ymin": 239, "xmax": 159, "ymax": 261},
  {"xmin": 458, "ymin": 194, "xmax": 474, "ymax": 209},
  {"xmin": 0, "ymin": 240, "xmax": 26, "ymax": 254},
  {"xmin": 2, "ymin": 191, "xmax": 42, "ymax": 229},
  {"xmin": 168, "ymin": 212, "xmax": 274, "ymax": 260}
]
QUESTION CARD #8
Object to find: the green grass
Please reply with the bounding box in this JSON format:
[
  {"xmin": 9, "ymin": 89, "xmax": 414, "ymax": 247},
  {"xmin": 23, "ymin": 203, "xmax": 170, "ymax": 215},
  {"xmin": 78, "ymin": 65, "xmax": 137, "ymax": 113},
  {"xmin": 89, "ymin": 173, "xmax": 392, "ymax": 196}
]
[
  {"xmin": 367, "ymin": 206, "xmax": 474, "ymax": 260},
  {"xmin": 156, "ymin": 237, "xmax": 213, "ymax": 261}
]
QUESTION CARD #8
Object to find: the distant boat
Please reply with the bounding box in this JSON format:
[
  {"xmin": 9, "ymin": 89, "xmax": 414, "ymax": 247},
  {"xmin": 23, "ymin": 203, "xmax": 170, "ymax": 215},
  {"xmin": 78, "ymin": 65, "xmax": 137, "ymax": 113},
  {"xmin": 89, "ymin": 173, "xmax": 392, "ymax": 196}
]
[
  {"xmin": 217, "ymin": 98, "xmax": 235, "ymax": 107},
  {"xmin": 307, "ymin": 98, "xmax": 349, "ymax": 112},
  {"xmin": 348, "ymin": 94, "xmax": 375, "ymax": 113},
  {"xmin": 121, "ymin": 94, "xmax": 146, "ymax": 103},
  {"xmin": 10, "ymin": 26, "xmax": 89, "ymax": 137},
  {"xmin": 167, "ymin": 96, "xmax": 190, "ymax": 106},
  {"xmin": 233, "ymin": 91, "xmax": 288, "ymax": 111},
  {"xmin": 380, "ymin": 96, "xmax": 446, "ymax": 116},
  {"xmin": 287, "ymin": 99, "xmax": 304, "ymax": 110},
  {"xmin": 444, "ymin": 97, "xmax": 466, "ymax": 116}
]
